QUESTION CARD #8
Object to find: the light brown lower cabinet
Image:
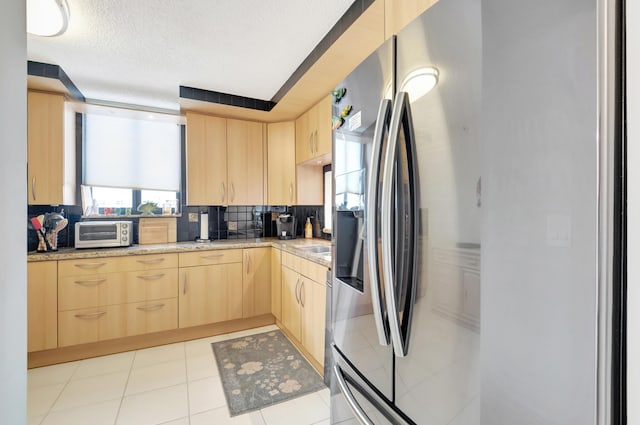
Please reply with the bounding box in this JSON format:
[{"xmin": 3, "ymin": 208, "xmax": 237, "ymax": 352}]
[
  {"xmin": 28, "ymin": 261, "xmax": 58, "ymax": 352},
  {"xmin": 271, "ymin": 248, "xmax": 282, "ymax": 321},
  {"xmin": 30, "ymin": 246, "xmax": 326, "ymax": 357},
  {"xmin": 56, "ymin": 254, "xmax": 179, "ymax": 347},
  {"xmin": 178, "ymin": 261, "xmax": 243, "ymax": 328},
  {"xmin": 300, "ymin": 278, "xmax": 326, "ymax": 366},
  {"xmin": 242, "ymin": 248, "xmax": 271, "ymax": 318},
  {"xmin": 58, "ymin": 299, "xmax": 177, "ymax": 347},
  {"xmin": 126, "ymin": 298, "xmax": 179, "ymax": 336},
  {"xmin": 280, "ymin": 252, "xmax": 327, "ymax": 366},
  {"xmin": 281, "ymin": 265, "xmax": 302, "ymax": 340}
]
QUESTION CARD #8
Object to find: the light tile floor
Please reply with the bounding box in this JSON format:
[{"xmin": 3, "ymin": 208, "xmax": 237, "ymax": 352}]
[{"xmin": 28, "ymin": 325, "xmax": 330, "ymax": 425}]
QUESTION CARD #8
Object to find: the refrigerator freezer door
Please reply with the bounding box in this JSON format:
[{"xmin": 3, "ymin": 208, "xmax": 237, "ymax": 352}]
[
  {"xmin": 331, "ymin": 346, "xmax": 412, "ymax": 425},
  {"xmin": 332, "ymin": 37, "xmax": 395, "ymax": 401},
  {"xmin": 393, "ymin": 0, "xmax": 483, "ymax": 423}
]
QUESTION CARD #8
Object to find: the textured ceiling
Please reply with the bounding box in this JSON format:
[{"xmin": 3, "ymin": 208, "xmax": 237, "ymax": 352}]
[{"xmin": 27, "ymin": 0, "xmax": 355, "ymax": 111}]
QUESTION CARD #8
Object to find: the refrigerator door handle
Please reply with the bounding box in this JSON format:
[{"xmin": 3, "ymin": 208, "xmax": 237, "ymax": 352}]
[
  {"xmin": 381, "ymin": 91, "xmax": 418, "ymax": 358},
  {"xmin": 366, "ymin": 98, "xmax": 392, "ymax": 346},
  {"xmin": 333, "ymin": 365, "xmax": 375, "ymax": 425}
]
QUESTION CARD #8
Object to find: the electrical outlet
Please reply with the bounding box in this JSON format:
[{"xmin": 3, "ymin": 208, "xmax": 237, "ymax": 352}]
[
  {"xmin": 188, "ymin": 213, "xmax": 198, "ymax": 223},
  {"xmin": 546, "ymin": 214, "xmax": 571, "ymax": 247},
  {"xmin": 228, "ymin": 221, "xmax": 238, "ymax": 231}
]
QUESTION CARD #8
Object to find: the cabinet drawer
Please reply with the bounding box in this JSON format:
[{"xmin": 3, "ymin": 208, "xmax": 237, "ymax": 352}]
[
  {"xmin": 282, "ymin": 251, "xmax": 327, "ymax": 284},
  {"xmin": 116, "ymin": 254, "xmax": 179, "ymax": 271},
  {"xmin": 179, "ymin": 249, "xmax": 242, "ymax": 267},
  {"xmin": 58, "ymin": 254, "xmax": 178, "ymax": 278},
  {"xmin": 58, "ymin": 304, "xmax": 126, "ymax": 347},
  {"xmin": 298, "ymin": 258, "xmax": 327, "ymax": 285},
  {"xmin": 58, "ymin": 269, "xmax": 178, "ymax": 311},
  {"xmin": 281, "ymin": 251, "xmax": 299, "ymax": 270},
  {"xmin": 58, "ymin": 258, "xmax": 118, "ymax": 277},
  {"xmin": 126, "ymin": 298, "xmax": 177, "ymax": 336}
]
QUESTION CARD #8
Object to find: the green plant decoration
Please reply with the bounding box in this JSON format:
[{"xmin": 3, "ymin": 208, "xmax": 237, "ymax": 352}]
[{"xmin": 137, "ymin": 201, "xmax": 158, "ymax": 215}]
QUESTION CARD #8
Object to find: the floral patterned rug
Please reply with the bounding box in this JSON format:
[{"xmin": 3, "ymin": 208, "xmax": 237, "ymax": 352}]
[{"xmin": 211, "ymin": 329, "xmax": 326, "ymax": 416}]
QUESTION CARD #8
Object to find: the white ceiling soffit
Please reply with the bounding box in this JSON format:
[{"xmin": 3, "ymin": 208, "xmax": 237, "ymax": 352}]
[{"xmin": 28, "ymin": 0, "xmax": 355, "ymax": 111}]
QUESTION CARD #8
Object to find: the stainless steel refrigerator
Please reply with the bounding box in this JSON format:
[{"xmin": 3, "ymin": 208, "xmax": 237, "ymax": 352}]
[{"xmin": 330, "ymin": 0, "xmax": 621, "ymax": 424}]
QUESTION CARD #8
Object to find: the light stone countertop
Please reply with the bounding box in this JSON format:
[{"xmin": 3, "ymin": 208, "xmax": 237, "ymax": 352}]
[{"xmin": 27, "ymin": 237, "xmax": 332, "ymax": 268}]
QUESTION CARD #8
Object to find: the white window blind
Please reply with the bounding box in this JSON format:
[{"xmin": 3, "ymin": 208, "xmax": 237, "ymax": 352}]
[{"xmin": 84, "ymin": 114, "xmax": 180, "ymax": 191}]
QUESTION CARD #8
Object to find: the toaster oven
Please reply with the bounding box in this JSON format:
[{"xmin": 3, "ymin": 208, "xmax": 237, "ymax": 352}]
[{"xmin": 75, "ymin": 221, "xmax": 133, "ymax": 248}]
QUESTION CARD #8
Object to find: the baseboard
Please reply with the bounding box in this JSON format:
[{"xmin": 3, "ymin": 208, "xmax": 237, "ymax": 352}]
[{"xmin": 28, "ymin": 314, "xmax": 275, "ymax": 369}]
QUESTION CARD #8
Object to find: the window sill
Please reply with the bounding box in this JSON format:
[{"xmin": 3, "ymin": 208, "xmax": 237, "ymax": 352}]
[{"xmin": 81, "ymin": 214, "xmax": 181, "ymax": 219}]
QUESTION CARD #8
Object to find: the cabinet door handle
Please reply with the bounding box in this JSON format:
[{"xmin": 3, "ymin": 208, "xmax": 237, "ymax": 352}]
[
  {"xmin": 309, "ymin": 132, "xmax": 313, "ymax": 154},
  {"xmin": 136, "ymin": 273, "xmax": 165, "ymax": 281},
  {"xmin": 183, "ymin": 272, "xmax": 187, "ymax": 295},
  {"xmin": 73, "ymin": 278, "xmax": 106, "ymax": 286},
  {"xmin": 315, "ymin": 130, "xmax": 319, "ymax": 154},
  {"xmin": 289, "ymin": 183, "xmax": 293, "ymax": 203},
  {"xmin": 201, "ymin": 253, "xmax": 223, "ymax": 260},
  {"xmin": 295, "ymin": 277, "xmax": 300, "ymax": 304},
  {"xmin": 300, "ymin": 280, "xmax": 305, "ymax": 308},
  {"xmin": 31, "ymin": 176, "xmax": 36, "ymax": 201},
  {"xmin": 136, "ymin": 303, "xmax": 165, "ymax": 312},
  {"xmin": 221, "ymin": 182, "xmax": 226, "ymax": 203},
  {"xmin": 74, "ymin": 311, "xmax": 106, "ymax": 319},
  {"xmin": 136, "ymin": 258, "xmax": 165, "ymax": 265},
  {"xmin": 231, "ymin": 183, "xmax": 235, "ymax": 203},
  {"xmin": 246, "ymin": 253, "xmax": 251, "ymax": 274},
  {"xmin": 74, "ymin": 262, "xmax": 107, "ymax": 270}
]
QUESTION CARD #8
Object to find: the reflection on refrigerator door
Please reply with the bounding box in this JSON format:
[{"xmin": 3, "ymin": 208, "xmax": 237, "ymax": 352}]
[{"xmin": 331, "ymin": 346, "xmax": 410, "ymax": 425}]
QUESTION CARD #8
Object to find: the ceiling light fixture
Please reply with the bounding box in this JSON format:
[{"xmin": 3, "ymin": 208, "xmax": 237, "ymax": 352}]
[
  {"xmin": 27, "ymin": 0, "xmax": 70, "ymax": 37},
  {"xmin": 400, "ymin": 67, "xmax": 439, "ymax": 101}
]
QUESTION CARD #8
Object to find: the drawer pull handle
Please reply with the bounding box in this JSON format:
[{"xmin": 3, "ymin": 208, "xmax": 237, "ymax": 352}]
[
  {"xmin": 74, "ymin": 311, "xmax": 106, "ymax": 319},
  {"xmin": 74, "ymin": 278, "xmax": 106, "ymax": 286},
  {"xmin": 201, "ymin": 254, "xmax": 224, "ymax": 259},
  {"xmin": 136, "ymin": 273, "xmax": 165, "ymax": 280},
  {"xmin": 136, "ymin": 303, "xmax": 165, "ymax": 311},
  {"xmin": 136, "ymin": 258, "xmax": 165, "ymax": 265},
  {"xmin": 74, "ymin": 262, "xmax": 107, "ymax": 269}
]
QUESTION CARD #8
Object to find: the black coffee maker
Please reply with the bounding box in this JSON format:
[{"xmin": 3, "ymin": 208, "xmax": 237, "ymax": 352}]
[{"xmin": 276, "ymin": 214, "xmax": 296, "ymax": 240}]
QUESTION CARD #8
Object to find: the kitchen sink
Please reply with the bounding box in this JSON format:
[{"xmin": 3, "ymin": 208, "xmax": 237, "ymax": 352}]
[{"xmin": 297, "ymin": 245, "xmax": 331, "ymax": 254}]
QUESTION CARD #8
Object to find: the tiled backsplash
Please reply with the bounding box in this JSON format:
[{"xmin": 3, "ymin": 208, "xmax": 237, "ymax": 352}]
[
  {"xmin": 27, "ymin": 205, "xmax": 83, "ymax": 251},
  {"xmin": 28, "ymin": 204, "xmax": 326, "ymax": 251},
  {"xmin": 176, "ymin": 205, "xmax": 325, "ymax": 242}
]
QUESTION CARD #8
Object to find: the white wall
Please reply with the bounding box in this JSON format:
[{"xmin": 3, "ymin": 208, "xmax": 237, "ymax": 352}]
[
  {"xmin": 481, "ymin": 1, "xmax": 598, "ymax": 423},
  {"xmin": 0, "ymin": 1, "xmax": 27, "ymax": 423},
  {"xmin": 627, "ymin": 1, "xmax": 639, "ymax": 423}
]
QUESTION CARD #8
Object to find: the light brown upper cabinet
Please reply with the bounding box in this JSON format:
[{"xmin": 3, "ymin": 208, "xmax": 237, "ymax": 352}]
[
  {"xmin": 185, "ymin": 112, "xmax": 227, "ymax": 205},
  {"xmin": 295, "ymin": 94, "xmax": 332, "ymax": 166},
  {"xmin": 384, "ymin": 0, "xmax": 438, "ymax": 39},
  {"xmin": 267, "ymin": 122, "xmax": 296, "ymax": 205},
  {"xmin": 226, "ymin": 119, "xmax": 265, "ymax": 205},
  {"xmin": 27, "ymin": 91, "xmax": 76, "ymax": 205}
]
